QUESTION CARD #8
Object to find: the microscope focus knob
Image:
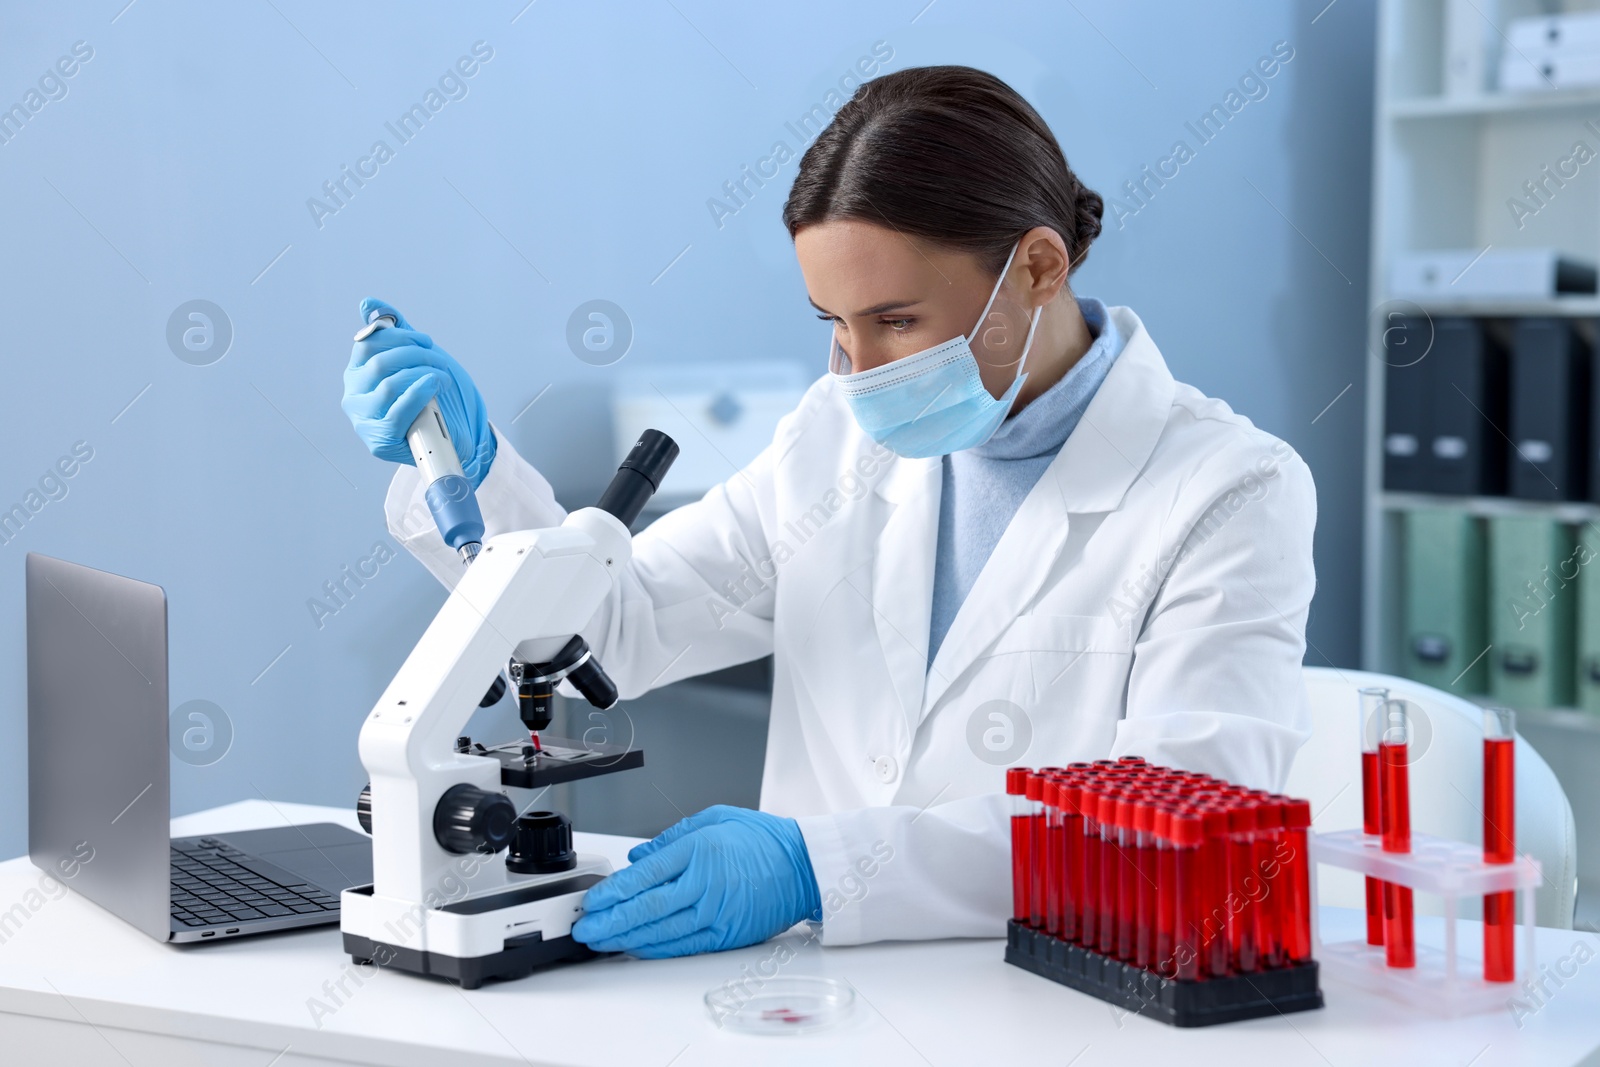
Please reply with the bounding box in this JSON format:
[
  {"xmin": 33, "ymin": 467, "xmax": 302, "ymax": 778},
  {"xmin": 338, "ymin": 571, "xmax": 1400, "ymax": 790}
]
[
  {"xmin": 432, "ymin": 784, "xmax": 517, "ymax": 855},
  {"xmin": 356, "ymin": 783, "xmax": 373, "ymax": 835},
  {"xmin": 507, "ymin": 811, "xmax": 577, "ymax": 875}
]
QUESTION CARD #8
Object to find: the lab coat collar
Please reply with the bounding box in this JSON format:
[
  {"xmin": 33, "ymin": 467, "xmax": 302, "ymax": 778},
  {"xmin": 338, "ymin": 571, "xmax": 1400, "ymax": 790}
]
[
  {"xmin": 918, "ymin": 305, "xmax": 1175, "ymax": 716},
  {"xmin": 869, "ymin": 454, "xmax": 941, "ymax": 731}
]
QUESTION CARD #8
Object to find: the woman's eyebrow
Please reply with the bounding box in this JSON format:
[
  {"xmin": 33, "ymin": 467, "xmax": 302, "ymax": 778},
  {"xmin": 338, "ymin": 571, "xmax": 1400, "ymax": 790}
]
[{"xmin": 808, "ymin": 296, "xmax": 925, "ymax": 317}]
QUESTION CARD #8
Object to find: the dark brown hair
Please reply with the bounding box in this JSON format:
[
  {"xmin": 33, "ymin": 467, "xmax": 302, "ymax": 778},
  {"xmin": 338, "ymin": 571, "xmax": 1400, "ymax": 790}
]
[{"xmin": 782, "ymin": 65, "xmax": 1104, "ymax": 277}]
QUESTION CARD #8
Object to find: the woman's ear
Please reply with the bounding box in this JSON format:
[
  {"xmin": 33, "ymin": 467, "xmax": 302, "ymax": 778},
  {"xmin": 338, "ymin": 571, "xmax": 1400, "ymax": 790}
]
[{"xmin": 1016, "ymin": 226, "xmax": 1072, "ymax": 308}]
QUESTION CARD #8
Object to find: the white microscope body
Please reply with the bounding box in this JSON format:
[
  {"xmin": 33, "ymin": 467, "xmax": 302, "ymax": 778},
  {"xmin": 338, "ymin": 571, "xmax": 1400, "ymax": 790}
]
[{"xmin": 340, "ymin": 432, "xmax": 675, "ymax": 989}]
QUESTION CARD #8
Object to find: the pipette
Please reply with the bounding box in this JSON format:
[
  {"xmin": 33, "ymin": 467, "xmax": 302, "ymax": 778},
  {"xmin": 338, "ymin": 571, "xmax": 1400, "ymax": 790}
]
[{"xmin": 354, "ymin": 309, "xmax": 485, "ymax": 565}]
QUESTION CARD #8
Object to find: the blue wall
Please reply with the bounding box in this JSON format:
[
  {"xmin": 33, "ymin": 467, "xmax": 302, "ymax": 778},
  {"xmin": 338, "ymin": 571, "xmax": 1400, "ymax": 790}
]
[{"xmin": 0, "ymin": 0, "xmax": 1374, "ymax": 859}]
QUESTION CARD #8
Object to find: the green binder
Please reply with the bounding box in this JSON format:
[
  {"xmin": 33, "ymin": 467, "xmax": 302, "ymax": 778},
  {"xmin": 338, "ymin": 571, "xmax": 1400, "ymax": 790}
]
[
  {"xmin": 1488, "ymin": 515, "xmax": 1576, "ymax": 709},
  {"xmin": 1575, "ymin": 521, "xmax": 1600, "ymax": 715},
  {"xmin": 1401, "ymin": 508, "xmax": 1488, "ymax": 693}
]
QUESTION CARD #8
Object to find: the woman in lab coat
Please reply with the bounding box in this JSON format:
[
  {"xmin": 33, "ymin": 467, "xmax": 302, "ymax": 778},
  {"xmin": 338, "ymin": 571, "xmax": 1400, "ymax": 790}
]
[{"xmin": 343, "ymin": 65, "xmax": 1316, "ymax": 957}]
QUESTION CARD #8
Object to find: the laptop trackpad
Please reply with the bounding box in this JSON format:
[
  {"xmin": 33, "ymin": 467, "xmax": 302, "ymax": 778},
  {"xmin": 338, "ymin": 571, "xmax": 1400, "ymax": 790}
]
[{"xmin": 215, "ymin": 825, "xmax": 374, "ymax": 891}]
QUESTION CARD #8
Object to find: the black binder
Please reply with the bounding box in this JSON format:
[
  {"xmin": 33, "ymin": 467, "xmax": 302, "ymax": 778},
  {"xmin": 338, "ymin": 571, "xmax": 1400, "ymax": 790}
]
[
  {"xmin": 1424, "ymin": 318, "xmax": 1508, "ymax": 495},
  {"xmin": 1382, "ymin": 315, "xmax": 1431, "ymax": 493},
  {"xmin": 1508, "ymin": 318, "xmax": 1591, "ymax": 501}
]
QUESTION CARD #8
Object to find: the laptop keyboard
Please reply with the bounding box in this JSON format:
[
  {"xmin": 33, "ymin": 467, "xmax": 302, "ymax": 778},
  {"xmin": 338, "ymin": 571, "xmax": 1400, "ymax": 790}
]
[{"xmin": 170, "ymin": 838, "xmax": 341, "ymax": 928}]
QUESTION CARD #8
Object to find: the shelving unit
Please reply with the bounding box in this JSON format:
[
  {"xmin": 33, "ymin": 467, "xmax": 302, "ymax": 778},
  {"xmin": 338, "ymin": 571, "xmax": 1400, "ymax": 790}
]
[{"xmin": 1363, "ymin": 0, "xmax": 1600, "ymax": 675}]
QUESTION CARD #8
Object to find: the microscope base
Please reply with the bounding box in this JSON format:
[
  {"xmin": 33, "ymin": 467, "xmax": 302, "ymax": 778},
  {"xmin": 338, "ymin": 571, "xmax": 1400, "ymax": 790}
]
[{"xmin": 344, "ymin": 928, "xmax": 601, "ymax": 990}]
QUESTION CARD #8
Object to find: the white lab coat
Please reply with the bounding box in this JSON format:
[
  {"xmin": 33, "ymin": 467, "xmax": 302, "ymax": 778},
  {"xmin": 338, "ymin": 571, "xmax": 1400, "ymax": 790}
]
[{"xmin": 384, "ymin": 305, "xmax": 1317, "ymax": 946}]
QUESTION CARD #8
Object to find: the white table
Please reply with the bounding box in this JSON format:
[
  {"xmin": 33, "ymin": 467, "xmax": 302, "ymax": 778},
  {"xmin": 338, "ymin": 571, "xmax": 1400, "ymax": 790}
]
[{"xmin": 1, "ymin": 801, "xmax": 1597, "ymax": 1067}]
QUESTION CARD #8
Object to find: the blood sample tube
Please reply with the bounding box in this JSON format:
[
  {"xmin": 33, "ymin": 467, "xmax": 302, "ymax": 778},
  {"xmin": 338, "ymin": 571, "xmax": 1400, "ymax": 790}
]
[
  {"xmin": 1024, "ymin": 772, "xmax": 1046, "ymax": 930},
  {"xmin": 1117, "ymin": 755, "xmax": 1147, "ymax": 767},
  {"xmin": 1116, "ymin": 794, "xmax": 1138, "ymax": 961},
  {"xmin": 1081, "ymin": 784, "xmax": 1102, "ymax": 948},
  {"xmin": 1379, "ymin": 700, "xmax": 1416, "ymax": 968},
  {"xmin": 1281, "ymin": 798, "xmax": 1313, "ymax": 965},
  {"xmin": 1099, "ymin": 791, "xmax": 1121, "ymax": 956},
  {"xmin": 1228, "ymin": 799, "xmax": 1260, "ymax": 973},
  {"xmin": 1135, "ymin": 796, "xmax": 1158, "ymax": 969},
  {"xmin": 1042, "ymin": 778, "xmax": 1062, "ymax": 938},
  {"xmin": 1256, "ymin": 797, "xmax": 1286, "ymax": 969},
  {"xmin": 1155, "ymin": 805, "xmax": 1177, "ymax": 977},
  {"xmin": 1199, "ymin": 804, "xmax": 1233, "ymax": 978},
  {"xmin": 1483, "ymin": 706, "xmax": 1517, "ymax": 983},
  {"xmin": 1006, "ymin": 768, "xmax": 1031, "ymax": 925},
  {"xmin": 1060, "ymin": 778, "xmax": 1083, "ymax": 942},
  {"xmin": 1171, "ymin": 810, "xmax": 1203, "ymax": 980},
  {"xmin": 1358, "ymin": 685, "xmax": 1389, "ymax": 946}
]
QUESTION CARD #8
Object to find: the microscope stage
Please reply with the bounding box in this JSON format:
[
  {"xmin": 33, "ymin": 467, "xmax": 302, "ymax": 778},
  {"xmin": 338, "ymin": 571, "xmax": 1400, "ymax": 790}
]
[{"xmin": 478, "ymin": 735, "xmax": 644, "ymax": 788}]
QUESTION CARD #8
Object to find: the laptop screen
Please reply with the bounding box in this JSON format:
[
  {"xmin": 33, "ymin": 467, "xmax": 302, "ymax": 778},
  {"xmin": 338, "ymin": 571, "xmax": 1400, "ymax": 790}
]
[{"xmin": 26, "ymin": 553, "xmax": 172, "ymax": 941}]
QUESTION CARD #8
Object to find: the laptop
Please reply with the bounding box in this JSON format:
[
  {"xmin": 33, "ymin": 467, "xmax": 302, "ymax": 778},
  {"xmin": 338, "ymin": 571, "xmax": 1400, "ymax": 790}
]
[{"xmin": 26, "ymin": 553, "xmax": 372, "ymax": 942}]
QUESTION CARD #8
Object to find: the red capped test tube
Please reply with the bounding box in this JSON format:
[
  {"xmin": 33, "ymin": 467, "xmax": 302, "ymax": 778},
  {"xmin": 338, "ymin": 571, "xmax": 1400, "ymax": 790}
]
[
  {"xmin": 1198, "ymin": 804, "xmax": 1233, "ymax": 978},
  {"xmin": 1171, "ymin": 810, "xmax": 1203, "ymax": 980},
  {"xmin": 1379, "ymin": 700, "xmax": 1416, "ymax": 968},
  {"xmin": 1135, "ymin": 795, "xmax": 1159, "ymax": 969},
  {"xmin": 1116, "ymin": 794, "xmax": 1138, "ymax": 962},
  {"xmin": 1228, "ymin": 799, "xmax": 1261, "ymax": 973},
  {"xmin": 1099, "ymin": 791, "xmax": 1122, "ymax": 956},
  {"xmin": 1483, "ymin": 707, "xmax": 1517, "ymax": 983},
  {"xmin": 1007, "ymin": 768, "xmax": 1032, "ymax": 925},
  {"xmin": 1024, "ymin": 772, "xmax": 1046, "ymax": 930},
  {"xmin": 1080, "ymin": 782, "xmax": 1102, "ymax": 948},
  {"xmin": 1255, "ymin": 796, "xmax": 1286, "ymax": 969},
  {"xmin": 1281, "ymin": 798, "xmax": 1314, "ymax": 965},
  {"xmin": 1155, "ymin": 805, "xmax": 1177, "ymax": 977},
  {"xmin": 1358, "ymin": 685, "xmax": 1389, "ymax": 946},
  {"xmin": 1042, "ymin": 776, "xmax": 1064, "ymax": 939},
  {"xmin": 1059, "ymin": 777, "xmax": 1084, "ymax": 942}
]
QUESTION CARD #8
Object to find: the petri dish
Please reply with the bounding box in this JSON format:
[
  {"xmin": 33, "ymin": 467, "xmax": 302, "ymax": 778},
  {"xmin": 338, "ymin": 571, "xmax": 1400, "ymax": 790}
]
[{"xmin": 704, "ymin": 975, "xmax": 855, "ymax": 1034}]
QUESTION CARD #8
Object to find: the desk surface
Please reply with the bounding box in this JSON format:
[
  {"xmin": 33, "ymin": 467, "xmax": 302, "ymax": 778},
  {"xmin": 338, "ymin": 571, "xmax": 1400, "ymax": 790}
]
[{"xmin": 1, "ymin": 800, "xmax": 1598, "ymax": 1067}]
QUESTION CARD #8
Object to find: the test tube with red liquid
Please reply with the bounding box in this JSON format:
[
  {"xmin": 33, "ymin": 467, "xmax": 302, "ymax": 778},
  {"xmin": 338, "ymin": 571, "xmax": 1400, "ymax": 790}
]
[
  {"xmin": 1483, "ymin": 707, "xmax": 1517, "ymax": 983},
  {"xmin": 1043, "ymin": 776, "xmax": 1064, "ymax": 939},
  {"xmin": 1357, "ymin": 686, "xmax": 1389, "ymax": 946},
  {"xmin": 1255, "ymin": 796, "xmax": 1286, "ymax": 970},
  {"xmin": 1007, "ymin": 768, "xmax": 1031, "ymax": 925},
  {"xmin": 1081, "ymin": 784, "xmax": 1102, "ymax": 948},
  {"xmin": 1024, "ymin": 772, "xmax": 1046, "ymax": 929},
  {"xmin": 1379, "ymin": 699, "xmax": 1416, "ymax": 968},
  {"xmin": 1171, "ymin": 810, "xmax": 1202, "ymax": 980},
  {"xmin": 1281, "ymin": 798, "xmax": 1314, "ymax": 964},
  {"xmin": 1227, "ymin": 800, "xmax": 1260, "ymax": 973},
  {"xmin": 1199, "ymin": 805, "xmax": 1233, "ymax": 978},
  {"xmin": 1098, "ymin": 791, "xmax": 1121, "ymax": 957},
  {"xmin": 1155, "ymin": 806, "xmax": 1177, "ymax": 977},
  {"xmin": 1059, "ymin": 778, "xmax": 1083, "ymax": 943}
]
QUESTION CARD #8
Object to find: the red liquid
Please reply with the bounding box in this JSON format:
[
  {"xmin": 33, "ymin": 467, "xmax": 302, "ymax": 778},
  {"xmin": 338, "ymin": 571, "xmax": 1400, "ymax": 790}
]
[
  {"xmin": 1081, "ymin": 815, "xmax": 1100, "ymax": 947},
  {"xmin": 1157, "ymin": 845, "xmax": 1176, "ymax": 977},
  {"xmin": 1136, "ymin": 835, "xmax": 1158, "ymax": 968},
  {"xmin": 1380, "ymin": 741, "xmax": 1415, "ymax": 968},
  {"xmin": 1201, "ymin": 824, "xmax": 1232, "ymax": 978},
  {"xmin": 1256, "ymin": 831, "xmax": 1284, "ymax": 969},
  {"xmin": 1011, "ymin": 814, "xmax": 1031, "ymax": 923},
  {"xmin": 1361, "ymin": 750, "xmax": 1386, "ymax": 947},
  {"xmin": 1116, "ymin": 826, "xmax": 1135, "ymax": 961},
  {"xmin": 1045, "ymin": 806, "xmax": 1063, "ymax": 937},
  {"xmin": 1484, "ymin": 737, "xmax": 1516, "ymax": 982},
  {"xmin": 1062, "ymin": 811, "xmax": 1083, "ymax": 942},
  {"xmin": 1028, "ymin": 812, "xmax": 1045, "ymax": 929},
  {"xmin": 1229, "ymin": 835, "xmax": 1259, "ymax": 972},
  {"xmin": 1282, "ymin": 827, "xmax": 1312, "ymax": 964},
  {"xmin": 1098, "ymin": 821, "xmax": 1117, "ymax": 955},
  {"xmin": 1174, "ymin": 844, "xmax": 1201, "ymax": 980}
]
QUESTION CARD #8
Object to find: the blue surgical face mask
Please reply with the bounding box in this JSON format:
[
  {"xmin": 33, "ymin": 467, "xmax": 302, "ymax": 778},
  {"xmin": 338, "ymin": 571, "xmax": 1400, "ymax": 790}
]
[{"xmin": 829, "ymin": 239, "xmax": 1043, "ymax": 459}]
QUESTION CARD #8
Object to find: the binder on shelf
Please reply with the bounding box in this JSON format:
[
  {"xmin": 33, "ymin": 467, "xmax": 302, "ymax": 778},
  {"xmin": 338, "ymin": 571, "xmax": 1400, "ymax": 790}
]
[
  {"xmin": 1383, "ymin": 316, "xmax": 1430, "ymax": 493},
  {"xmin": 1487, "ymin": 515, "xmax": 1576, "ymax": 710},
  {"xmin": 1401, "ymin": 508, "xmax": 1488, "ymax": 693},
  {"xmin": 1424, "ymin": 318, "xmax": 1507, "ymax": 496},
  {"xmin": 1508, "ymin": 318, "xmax": 1591, "ymax": 502},
  {"xmin": 1576, "ymin": 523, "xmax": 1600, "ymax": 716}
]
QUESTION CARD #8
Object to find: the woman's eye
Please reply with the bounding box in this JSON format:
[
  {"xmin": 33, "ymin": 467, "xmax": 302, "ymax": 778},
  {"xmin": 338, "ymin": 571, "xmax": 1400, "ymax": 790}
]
[
  {"xmin": 814, "ymin": 313, "xmax": 836, "ymax": 323},
  {"xmin": 883, "ymin": 318, "xmax": 913, "ymax": 332}
]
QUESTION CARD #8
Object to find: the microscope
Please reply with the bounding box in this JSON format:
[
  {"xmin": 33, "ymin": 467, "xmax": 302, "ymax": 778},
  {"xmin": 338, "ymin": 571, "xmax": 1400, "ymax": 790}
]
[{"xmin": 340, "ymin": 429, "xmax": 677, "ymax": 989}]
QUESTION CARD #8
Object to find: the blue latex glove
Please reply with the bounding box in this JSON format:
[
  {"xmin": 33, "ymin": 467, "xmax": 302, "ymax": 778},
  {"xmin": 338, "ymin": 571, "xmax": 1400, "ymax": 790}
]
[
  {"xmin": 341, "ymin": 297, "xmax": 497, "ymax": 488},
  {"xmin": 571, "ymin": 805, "xmax": 822, "ymax": 958}
]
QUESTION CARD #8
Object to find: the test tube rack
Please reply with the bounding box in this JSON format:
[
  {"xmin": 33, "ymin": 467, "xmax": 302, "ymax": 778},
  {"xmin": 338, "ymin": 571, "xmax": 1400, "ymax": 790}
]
[
  {"xmin": 1005, "ymin": 921, "xmax": 1324, "ymax": 1027},
  {"xmin": 1310, "ymin": 828, "xmax": 1542, "ymax": 1016}
]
